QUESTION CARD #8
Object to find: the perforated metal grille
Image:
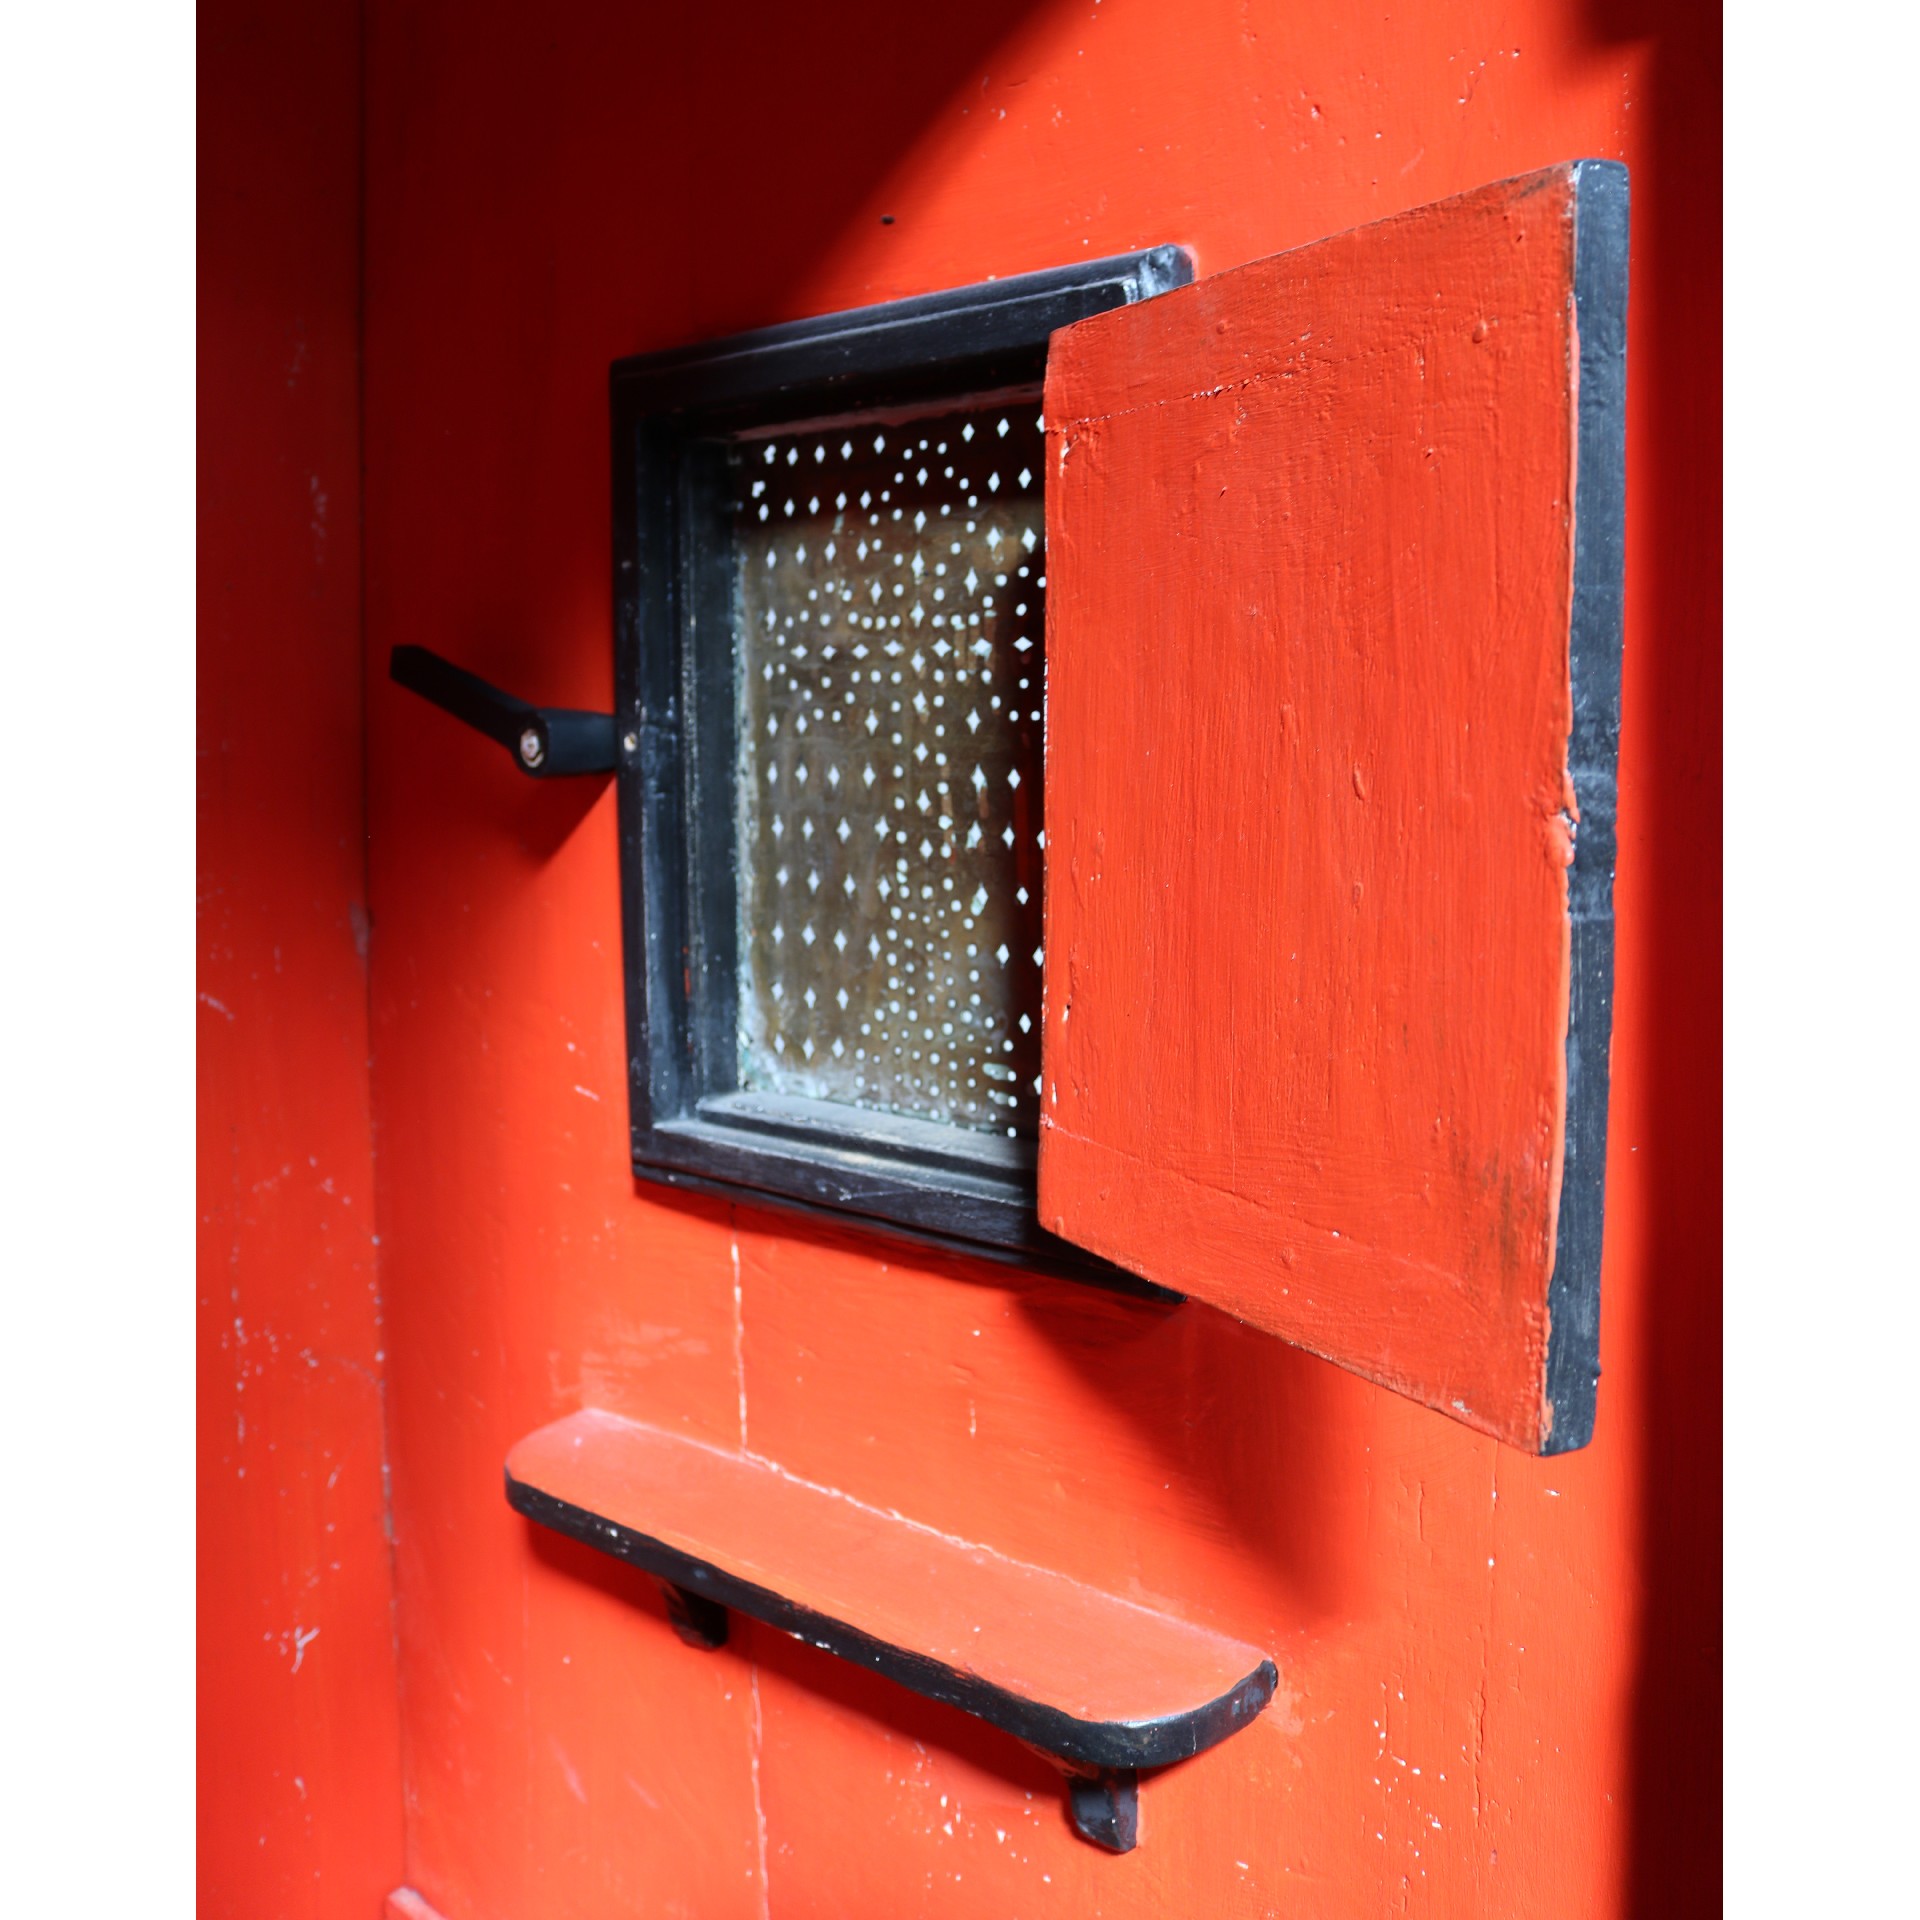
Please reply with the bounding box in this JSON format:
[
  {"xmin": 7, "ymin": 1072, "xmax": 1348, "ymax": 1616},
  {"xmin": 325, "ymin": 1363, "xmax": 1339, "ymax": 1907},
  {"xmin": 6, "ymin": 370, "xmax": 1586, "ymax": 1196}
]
[{"xmin": 733, "ymin": 404, "xmax": 1047, "ymax": 1137}]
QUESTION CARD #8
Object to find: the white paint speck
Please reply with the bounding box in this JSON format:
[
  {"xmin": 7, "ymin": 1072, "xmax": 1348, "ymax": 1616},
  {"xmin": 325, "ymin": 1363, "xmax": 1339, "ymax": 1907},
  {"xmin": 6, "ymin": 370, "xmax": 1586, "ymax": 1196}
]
[{"xmin": 730, "ymin": 1239, "xmax": 749, "ymax": 1449}]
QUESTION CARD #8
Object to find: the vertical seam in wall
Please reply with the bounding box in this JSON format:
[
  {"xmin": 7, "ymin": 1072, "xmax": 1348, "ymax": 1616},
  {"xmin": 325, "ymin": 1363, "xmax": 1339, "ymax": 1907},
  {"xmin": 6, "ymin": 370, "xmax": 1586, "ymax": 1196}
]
[
  {"xmin": 730, "ymin": 1224, "xmax": 750, "ymax": 1452},
  {"xmin": 731, "ymin": 1205, "xmax": 771, "ymax": 1914},
  {"xmin": 748, "ymin": 1664, "xmax": 773, "ymax": 1920},
  {"xmin": 352, "ymin": 0, "xmax": 416, "ymax": 1893}
]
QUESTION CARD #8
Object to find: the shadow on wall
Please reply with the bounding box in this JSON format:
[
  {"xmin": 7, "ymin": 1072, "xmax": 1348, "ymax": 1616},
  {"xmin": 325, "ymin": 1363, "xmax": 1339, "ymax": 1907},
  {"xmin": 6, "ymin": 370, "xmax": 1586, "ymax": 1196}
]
[{"xmin": 1579, "ymin": 0, "xmax": 1724, "ymax": 1912}]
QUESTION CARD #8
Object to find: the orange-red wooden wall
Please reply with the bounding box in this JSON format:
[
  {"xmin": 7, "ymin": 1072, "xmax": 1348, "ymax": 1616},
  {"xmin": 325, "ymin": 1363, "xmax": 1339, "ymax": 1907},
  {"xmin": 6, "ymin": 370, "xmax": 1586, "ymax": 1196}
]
[
  {"xmin": 199, "ymin": 2, "xmax": 1721, "ymax": 1915},
  {"xmin": 199, "ymin": 5, "xmax": 405, "ymax": 1914}
]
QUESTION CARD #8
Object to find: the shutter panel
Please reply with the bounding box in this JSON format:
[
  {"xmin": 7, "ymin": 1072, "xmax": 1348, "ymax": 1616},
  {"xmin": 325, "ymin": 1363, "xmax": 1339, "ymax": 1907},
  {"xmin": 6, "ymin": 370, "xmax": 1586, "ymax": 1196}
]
[{"xmin": 1038, "ymin": 163, "xmax": 1627, "ymax": 1452}]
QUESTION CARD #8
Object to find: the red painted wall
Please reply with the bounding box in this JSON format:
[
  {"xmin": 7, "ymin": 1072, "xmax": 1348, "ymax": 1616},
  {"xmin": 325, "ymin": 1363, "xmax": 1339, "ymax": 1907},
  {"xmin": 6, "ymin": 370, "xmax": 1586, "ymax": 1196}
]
[
  {"xmin": 198, "ymin": 4, "xmax": 406, "ymax": 1914},
  {"xmin": 202, "ymin": 0, "xmax": 1720, "ymax": 1913}
]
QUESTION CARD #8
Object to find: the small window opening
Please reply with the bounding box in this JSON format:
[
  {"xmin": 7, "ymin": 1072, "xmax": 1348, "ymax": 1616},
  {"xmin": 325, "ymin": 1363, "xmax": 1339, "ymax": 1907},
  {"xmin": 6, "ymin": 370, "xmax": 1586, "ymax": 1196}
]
[{"xmin": 611, "ymin": 246, "xmax": 1190, "ymax": 1275}]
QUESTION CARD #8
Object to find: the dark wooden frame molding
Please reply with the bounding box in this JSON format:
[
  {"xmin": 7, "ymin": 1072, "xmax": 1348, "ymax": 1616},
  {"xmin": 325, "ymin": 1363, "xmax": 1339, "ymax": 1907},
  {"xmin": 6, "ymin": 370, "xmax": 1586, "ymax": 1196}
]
[{"xmin": 610, "ymin": 250, "xmax": 1191, "ymax": 1286}]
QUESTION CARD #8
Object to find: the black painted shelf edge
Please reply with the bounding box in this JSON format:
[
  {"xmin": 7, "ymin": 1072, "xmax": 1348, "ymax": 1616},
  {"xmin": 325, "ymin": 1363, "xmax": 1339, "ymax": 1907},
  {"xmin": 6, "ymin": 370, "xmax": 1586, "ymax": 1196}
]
[{"xmin": 506, "ymin": 1469, "xmax": 1277, "ymax": 1850}]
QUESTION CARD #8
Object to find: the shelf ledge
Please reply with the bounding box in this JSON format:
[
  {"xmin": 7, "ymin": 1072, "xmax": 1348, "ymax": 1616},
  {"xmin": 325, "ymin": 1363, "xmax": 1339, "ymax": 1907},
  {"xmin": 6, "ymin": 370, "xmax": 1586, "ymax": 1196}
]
[{"xmin": 506, "ymin": 1409, "xmax": 1276, "ymax": 1851}]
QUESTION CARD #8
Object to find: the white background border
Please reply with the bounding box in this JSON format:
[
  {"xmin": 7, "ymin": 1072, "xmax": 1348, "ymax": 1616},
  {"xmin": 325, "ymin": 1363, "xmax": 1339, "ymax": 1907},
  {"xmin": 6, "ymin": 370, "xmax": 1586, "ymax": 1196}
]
[
  {"xmin": 0, "ymin": 1, "xmax": 195, "ymax": 1906},
  {"xmin": 2, "ymin": 1, "xmax": 1909, "ymax": 1911},
  {"xmin": 1724, "ymin": 1, "xmax": 1915, "ymax": 1911}
]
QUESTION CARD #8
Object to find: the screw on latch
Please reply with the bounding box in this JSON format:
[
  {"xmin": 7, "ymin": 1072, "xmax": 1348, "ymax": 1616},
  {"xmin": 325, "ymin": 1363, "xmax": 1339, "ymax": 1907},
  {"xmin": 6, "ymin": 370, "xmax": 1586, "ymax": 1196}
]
[{"xmin": 387, "ymin": 646, "xmax": 617, "ymax": 778}]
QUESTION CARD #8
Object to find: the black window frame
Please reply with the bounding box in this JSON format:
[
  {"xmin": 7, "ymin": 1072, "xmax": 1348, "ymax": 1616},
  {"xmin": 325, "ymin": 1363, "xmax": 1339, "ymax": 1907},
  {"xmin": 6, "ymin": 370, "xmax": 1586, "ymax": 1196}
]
[{"xmin": 611, "ymin": 248, "xmax": 1190, "ymax": 1286}]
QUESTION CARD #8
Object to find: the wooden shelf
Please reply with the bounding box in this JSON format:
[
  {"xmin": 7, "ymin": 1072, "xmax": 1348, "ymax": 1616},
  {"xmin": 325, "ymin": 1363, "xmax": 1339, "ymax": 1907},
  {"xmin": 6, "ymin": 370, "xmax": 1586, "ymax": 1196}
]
[{"xmin": 506, "ymin": 1409, "xmax": 1276, "ymax": 1851}]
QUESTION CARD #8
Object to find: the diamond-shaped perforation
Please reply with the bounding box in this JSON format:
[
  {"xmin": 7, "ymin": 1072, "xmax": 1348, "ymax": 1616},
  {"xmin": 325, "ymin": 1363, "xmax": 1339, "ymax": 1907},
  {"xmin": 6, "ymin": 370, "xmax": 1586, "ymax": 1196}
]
[{"xmin": 734, "ymin": 404, "xmax": 1047, "ymax": 1137}]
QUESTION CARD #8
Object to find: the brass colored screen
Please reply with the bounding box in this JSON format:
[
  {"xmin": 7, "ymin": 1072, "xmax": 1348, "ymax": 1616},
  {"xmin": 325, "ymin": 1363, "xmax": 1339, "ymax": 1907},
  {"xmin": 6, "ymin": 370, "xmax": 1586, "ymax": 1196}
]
[{"xmin": 733, "ymin": 404, "xmax": 1047, "ymax": 1137}]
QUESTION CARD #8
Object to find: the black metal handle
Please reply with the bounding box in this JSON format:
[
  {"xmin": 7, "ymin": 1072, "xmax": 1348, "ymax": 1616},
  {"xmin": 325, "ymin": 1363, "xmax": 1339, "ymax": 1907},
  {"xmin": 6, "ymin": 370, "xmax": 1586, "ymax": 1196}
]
[{"xmin": 389, "ymin": 646, "xmax": 617, "ymax": 778}]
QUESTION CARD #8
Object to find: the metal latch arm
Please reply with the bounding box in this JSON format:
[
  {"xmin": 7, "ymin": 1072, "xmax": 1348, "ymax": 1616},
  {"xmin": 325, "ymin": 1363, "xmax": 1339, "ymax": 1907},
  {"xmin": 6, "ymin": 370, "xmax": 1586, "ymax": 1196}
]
[{"xmin": 389, "ymin": 645, "xmax": 616, "ymax": 778}]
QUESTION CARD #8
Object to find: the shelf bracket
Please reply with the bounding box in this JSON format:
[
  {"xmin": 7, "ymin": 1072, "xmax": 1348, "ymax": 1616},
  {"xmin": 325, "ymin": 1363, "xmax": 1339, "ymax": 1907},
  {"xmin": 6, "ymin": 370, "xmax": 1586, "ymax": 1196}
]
[
  {"xmin": 656, "ymin": 1578, "xmax": 728, "ymax": 1651},
  {"xmin": 506, "ymin": 1409, "xmax": 1276, "ymax": 1855},
  {"xmin": 1065, "ymin": 1766, "xmax": 1140, "ymax": 1854}
]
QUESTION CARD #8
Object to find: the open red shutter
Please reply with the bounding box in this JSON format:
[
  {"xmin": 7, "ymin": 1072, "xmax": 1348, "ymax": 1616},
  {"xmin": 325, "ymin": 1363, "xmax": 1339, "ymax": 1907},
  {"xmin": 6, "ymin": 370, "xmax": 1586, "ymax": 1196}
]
[{"xmin": 1038, "ymin": 163, "xmax": 1627, "ymax": 1453}]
